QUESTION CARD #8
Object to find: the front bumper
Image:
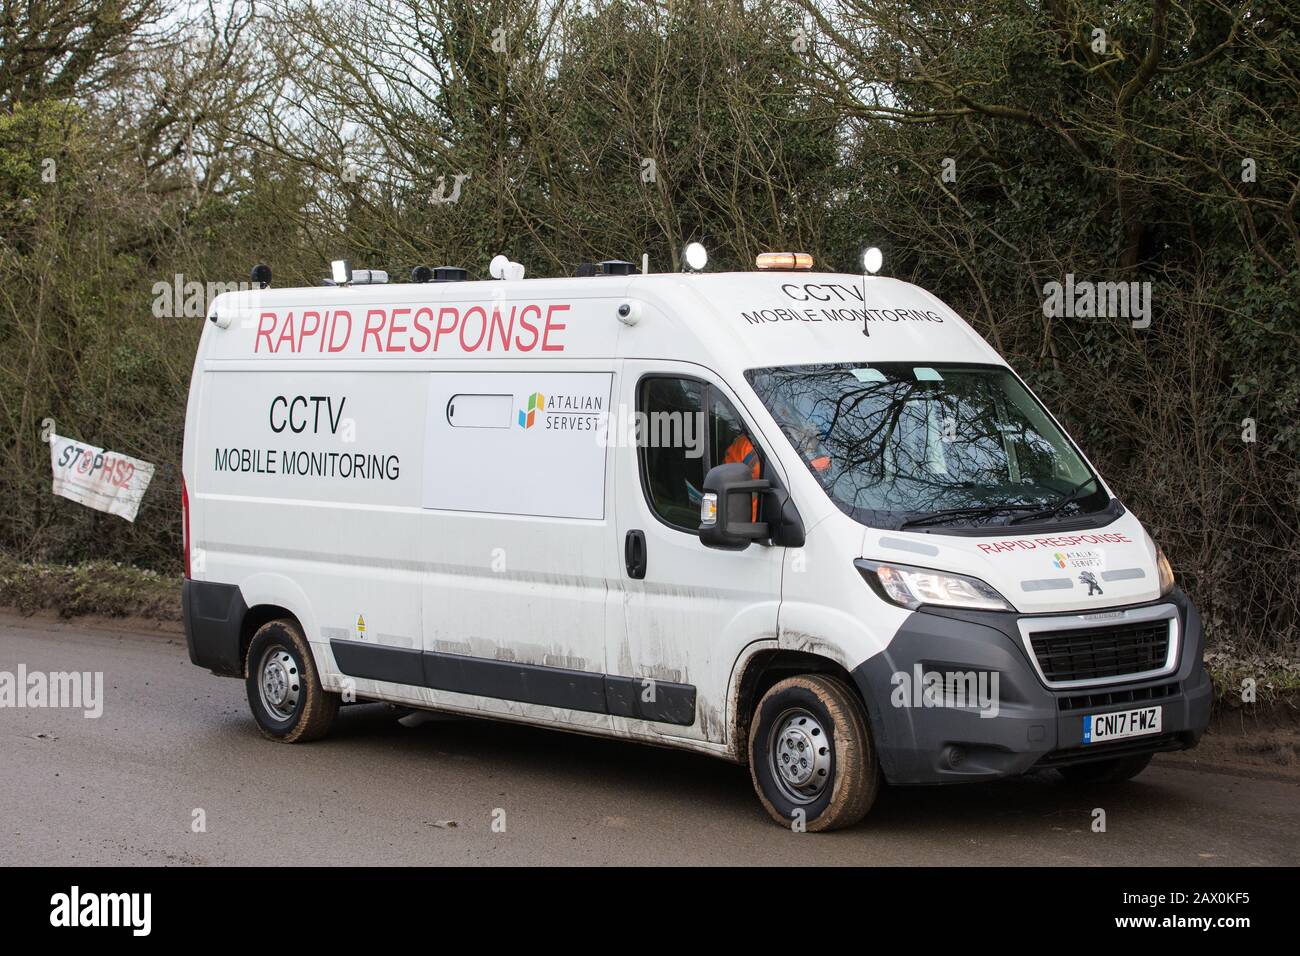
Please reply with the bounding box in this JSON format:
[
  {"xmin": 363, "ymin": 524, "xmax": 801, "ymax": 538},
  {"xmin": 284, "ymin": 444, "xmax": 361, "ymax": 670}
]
[{"xmin": 850, "ymin": 587, "xmax": 1211, "ymax": 785}]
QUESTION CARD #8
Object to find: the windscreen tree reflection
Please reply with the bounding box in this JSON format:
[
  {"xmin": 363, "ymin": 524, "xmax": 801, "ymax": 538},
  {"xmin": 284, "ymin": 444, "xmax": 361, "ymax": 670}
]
[{"xmin": 744, "ymin": 364, "xmax": 1111, "ymax": 530}]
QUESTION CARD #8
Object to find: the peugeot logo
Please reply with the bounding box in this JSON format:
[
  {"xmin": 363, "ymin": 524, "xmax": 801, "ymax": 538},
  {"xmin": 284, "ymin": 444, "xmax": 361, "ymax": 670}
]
[{"xmin": 1079, "ymin": 571, "xmax": 1104, "ymax": 597}]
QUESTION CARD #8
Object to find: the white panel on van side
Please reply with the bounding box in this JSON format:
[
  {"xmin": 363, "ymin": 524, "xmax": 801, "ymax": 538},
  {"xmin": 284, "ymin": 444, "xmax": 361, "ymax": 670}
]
[
  {"xmin": 197, "ymin": 370, "xmax": 424, "ymax": 506},
  {"xmin": 422, "ymin": 372, "xmax": 611, "ymax": 519},
  {"xmin": 193, "ymin": 369, "xmax": 426, "ymax": 669}
]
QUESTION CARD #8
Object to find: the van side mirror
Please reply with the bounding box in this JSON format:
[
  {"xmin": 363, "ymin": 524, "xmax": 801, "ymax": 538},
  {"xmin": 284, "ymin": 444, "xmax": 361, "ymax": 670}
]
[{"xmin": 699, "ymin": 463, "xmax": 805, "ymax": 550}]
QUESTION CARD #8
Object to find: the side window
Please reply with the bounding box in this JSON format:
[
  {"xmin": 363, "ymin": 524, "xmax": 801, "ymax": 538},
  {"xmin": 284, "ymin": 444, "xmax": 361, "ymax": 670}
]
[
  {"xmin": 638, "ymin": 376, "xmax": 765, "ymax": 532},
  {"xmin": 639, "ymin": 378, "xmax": 706, "ymax": 530}
]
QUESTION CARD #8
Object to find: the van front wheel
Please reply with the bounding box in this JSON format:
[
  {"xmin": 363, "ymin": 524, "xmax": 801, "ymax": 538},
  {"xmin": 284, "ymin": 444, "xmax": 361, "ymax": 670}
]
[
  {"xmin": 749, "ymin": 674, "xmax": 880, "ymax": 831},
  {"xmin": 245, "ymin": 619, "xmax": 339, "ymax": 742}
]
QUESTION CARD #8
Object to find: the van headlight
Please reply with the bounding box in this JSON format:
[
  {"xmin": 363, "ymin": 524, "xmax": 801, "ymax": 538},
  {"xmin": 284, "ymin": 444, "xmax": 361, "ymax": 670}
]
[
  {"xmin": 1156, "ymin": 545, "xmax": 1175, "ymax": 595},
  {"xmin": 855, "ymin": 560, "xmax": 1016, "ymax": 612}
]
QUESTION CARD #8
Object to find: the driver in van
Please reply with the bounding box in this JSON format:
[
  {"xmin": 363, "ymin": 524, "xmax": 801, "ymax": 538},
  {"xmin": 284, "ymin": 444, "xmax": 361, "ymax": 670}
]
[
  {"xmin": 723, "ymin": 431, "xmax": 763, "ymax": 521},
  {"xmin": 724, "ymin": 432, "xmax": 763, "ymax": 479},
  {"xmin": 723, "ymin": 423, "xmax": 832, "ymax": 520}
]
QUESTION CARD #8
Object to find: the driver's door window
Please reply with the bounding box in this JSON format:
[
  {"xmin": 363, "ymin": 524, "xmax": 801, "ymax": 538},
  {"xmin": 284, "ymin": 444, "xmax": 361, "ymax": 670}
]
[{"xmin": 638, "ymin": 376, "xmax": 765, "ymax": 533}]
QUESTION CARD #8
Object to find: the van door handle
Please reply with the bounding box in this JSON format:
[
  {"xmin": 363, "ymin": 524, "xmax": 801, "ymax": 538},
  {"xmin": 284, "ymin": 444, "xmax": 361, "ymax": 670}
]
[{"xmin": 625, "ymin": 529, "xmax": 647, "ymax": 580}]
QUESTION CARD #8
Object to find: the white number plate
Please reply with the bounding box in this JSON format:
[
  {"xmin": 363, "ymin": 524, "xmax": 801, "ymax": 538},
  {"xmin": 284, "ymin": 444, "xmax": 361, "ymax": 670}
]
[{"xmin": 1083, "ymin": 706, "xmax": 1162, "ymax": 744}]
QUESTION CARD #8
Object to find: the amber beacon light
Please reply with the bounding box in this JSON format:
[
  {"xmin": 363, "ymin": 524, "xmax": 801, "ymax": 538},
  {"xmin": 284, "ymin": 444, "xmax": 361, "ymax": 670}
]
[{"xmin": 755, "ymin": 251, "xmax": 814, "ymax": 271}]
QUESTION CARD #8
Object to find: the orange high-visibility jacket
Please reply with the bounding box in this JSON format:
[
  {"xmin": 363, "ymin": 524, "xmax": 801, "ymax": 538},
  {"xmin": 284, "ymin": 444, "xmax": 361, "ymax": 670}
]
[{"xmin": 724, "ymin": 435, "xmax": 761, "ymax": 520}]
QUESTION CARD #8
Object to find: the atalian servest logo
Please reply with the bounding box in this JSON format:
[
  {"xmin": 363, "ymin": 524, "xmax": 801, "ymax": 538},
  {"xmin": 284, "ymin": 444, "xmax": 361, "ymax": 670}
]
[{"xmin": 518, "ymin": 392, "xmax": 544, "ymax": 429}]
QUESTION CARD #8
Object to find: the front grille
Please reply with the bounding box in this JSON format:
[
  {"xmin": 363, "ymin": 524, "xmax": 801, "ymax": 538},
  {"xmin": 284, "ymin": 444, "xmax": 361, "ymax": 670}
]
[
  {"xmin": 1029, "ymin": 619, "xmax": 1170, "ymax": 684},
  {"xmin": 1057, "ymin": 680, "xmax": 1180, "ymax": 713}
]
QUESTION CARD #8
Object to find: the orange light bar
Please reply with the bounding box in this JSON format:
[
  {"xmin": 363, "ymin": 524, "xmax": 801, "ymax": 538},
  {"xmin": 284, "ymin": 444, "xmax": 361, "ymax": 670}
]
[{"xmin": 756, "ymin": 252, "xmax": 814, "ymax": 271}]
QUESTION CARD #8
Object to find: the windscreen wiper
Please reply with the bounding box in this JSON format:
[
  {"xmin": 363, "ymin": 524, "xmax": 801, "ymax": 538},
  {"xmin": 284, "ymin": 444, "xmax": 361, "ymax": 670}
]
[
  {"xmin": 898, "ymin": 503, "xmax": 1041, "ymax": 531},
  {"xmin": 1007, "ymin": 476, "xmax": 1100, "ymax": 525}
]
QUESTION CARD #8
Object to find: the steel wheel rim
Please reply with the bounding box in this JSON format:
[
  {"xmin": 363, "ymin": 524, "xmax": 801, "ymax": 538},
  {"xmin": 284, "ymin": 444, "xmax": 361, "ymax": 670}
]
[
  {"xmin": 768, "ymin": 706, "xmax": 832, "ymax": 805},
  {"xmin": 258, "ymin": 646, "xmax": 301, "ymax": 721}
]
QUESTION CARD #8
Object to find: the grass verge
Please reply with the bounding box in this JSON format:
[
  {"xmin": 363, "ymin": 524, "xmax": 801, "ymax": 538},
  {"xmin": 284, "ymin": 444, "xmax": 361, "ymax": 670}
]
[
  {"xmin": 1204, "ymin": 646, "xmax": 1300, "ymax": 712},
  {"xmin": 0, "ymin": 556, "xmax": 180, "ymax": 621}
]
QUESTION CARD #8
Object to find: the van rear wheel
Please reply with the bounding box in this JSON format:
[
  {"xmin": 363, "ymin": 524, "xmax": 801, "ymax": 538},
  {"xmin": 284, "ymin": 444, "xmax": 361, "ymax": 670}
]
[
  {"xmin": 245, "ymin": 619, "xmax": 339, "ymax": 742},
  {"xmin": 748, "ymin": 674, "xmax": 880, "ymax": 831}
]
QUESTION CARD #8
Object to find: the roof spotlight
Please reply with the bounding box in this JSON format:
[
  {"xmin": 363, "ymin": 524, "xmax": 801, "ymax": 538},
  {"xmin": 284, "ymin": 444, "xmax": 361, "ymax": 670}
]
[
  {"xmin": 331, "ymin": 259, "xmax": 352, "ymax": 285},
  {"xmin": 862, "ymin": 247, "xmax": 883, "ymax": 275},
  {"xmin": 684, "ymin": 242, "xmax": 708, "ymax": 272}
]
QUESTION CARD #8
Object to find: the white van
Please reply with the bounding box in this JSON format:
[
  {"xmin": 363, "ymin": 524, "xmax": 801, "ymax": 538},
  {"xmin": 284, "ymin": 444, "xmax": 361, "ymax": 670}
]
[{"xmin": 181, "ymin": 254, "xmax": 1210, "ymax": 831}]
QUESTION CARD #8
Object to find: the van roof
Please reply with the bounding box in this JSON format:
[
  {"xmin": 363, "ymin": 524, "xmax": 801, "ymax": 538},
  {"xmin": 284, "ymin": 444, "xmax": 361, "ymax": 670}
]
[{"xmin": 202, "ymin": 271, "xmax": 1006, "ymax": 374}]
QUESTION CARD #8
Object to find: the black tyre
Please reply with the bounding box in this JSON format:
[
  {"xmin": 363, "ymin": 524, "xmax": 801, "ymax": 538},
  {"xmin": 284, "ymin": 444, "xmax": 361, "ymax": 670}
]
[
  {"xmin": 244, "ymin": 618, "xmax": 339, "ymax": 742},
  {"xmin": 1058, "ymin": 753, "xmax": 1152, "ymax": 784},
  {"xmin": 749, "ymin": 674, "xmax": 880, "ymax": 831}
]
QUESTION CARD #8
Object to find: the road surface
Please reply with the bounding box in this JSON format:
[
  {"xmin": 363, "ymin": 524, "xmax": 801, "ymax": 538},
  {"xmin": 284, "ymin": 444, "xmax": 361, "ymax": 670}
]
[{"xmin": 2, "ymin": 612, "xmax": 1296, "ymax": 866}]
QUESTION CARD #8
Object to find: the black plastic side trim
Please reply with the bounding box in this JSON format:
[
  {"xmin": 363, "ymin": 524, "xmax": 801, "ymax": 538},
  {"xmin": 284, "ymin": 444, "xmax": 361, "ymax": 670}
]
[
  {"xmin": 331, "ymin": 640, "xmax": 424, "ymax": 686},
  {"xmin": 423, "ymin": 650, "xmax": 608, "ymax": 712},
  {"xmin": 603, "ymin": 674, "xmax": 698, "ymax": 725},
  {"xmin": 182, "ymin": 579, "xmax": 247, "ymax": 677},
  {"xmin": 330, "ymin": 640, "xmax": 696, "ymax": 726}
]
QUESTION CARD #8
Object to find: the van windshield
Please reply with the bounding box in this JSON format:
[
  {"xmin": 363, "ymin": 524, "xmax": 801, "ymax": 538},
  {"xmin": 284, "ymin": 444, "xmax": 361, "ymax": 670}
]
[{"xmin": 744, "ymin": 363, "xmax": 1113, "ymax": 531}]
